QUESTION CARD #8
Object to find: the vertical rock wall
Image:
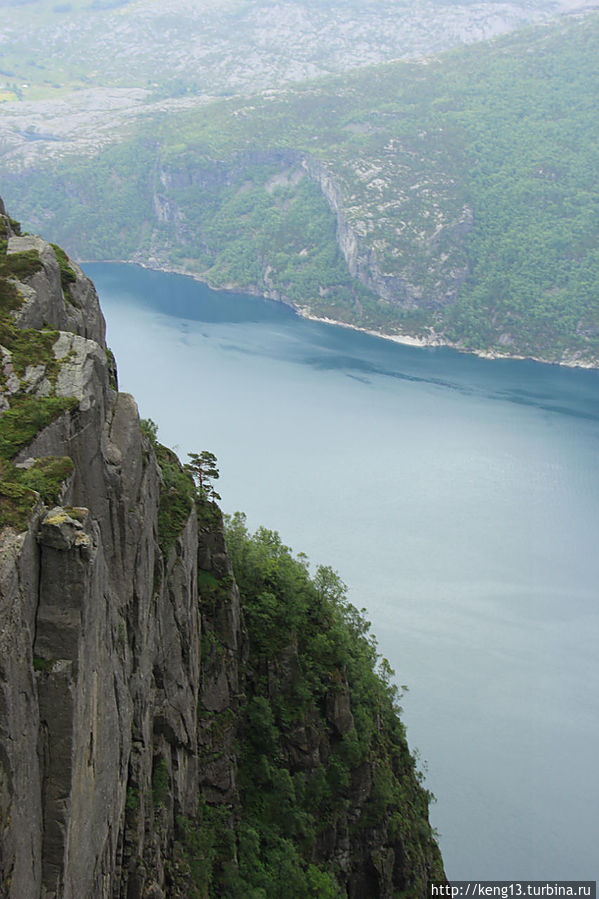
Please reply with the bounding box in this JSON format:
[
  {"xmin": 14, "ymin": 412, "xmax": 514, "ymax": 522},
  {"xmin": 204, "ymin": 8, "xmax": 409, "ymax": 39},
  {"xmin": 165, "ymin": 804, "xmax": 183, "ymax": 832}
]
[{"xmin": 0, "ymin": 201, "xmax": 245, "ymax": 898}]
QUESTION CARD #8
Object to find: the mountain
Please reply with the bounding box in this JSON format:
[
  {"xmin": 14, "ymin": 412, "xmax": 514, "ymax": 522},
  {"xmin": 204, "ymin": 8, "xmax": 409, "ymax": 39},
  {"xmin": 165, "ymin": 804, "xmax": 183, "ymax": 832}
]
[
  {"xmin": 0, "ymin": 198, "xmax": 444, "ymax": 897},
  {"xmin": 3, "ymin": 12, "xmax": 598, "ymax": 365},
  {"xmin": 0, "ymin": 0, "xmax": 586, "ymax": 108}
]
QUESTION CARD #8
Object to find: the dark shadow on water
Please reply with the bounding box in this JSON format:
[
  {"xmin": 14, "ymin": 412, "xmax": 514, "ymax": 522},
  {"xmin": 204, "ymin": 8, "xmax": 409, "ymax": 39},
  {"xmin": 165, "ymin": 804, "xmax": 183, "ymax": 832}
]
[{"xmin": 346, "ymin": 374, "xmax": 372, "ymax": 385}]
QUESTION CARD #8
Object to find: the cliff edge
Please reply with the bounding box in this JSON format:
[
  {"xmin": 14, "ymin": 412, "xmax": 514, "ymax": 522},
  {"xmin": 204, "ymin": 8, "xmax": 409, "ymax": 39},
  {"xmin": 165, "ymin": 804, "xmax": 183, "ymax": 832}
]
[{"xmin": 0, "ymin": 199, "xmax": 444, "ymax": 898}]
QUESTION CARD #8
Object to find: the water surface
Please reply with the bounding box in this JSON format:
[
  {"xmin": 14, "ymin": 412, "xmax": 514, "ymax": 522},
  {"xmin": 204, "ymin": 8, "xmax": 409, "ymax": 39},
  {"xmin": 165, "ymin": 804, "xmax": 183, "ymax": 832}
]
[{"xmin": 85, "ymin": 262, "xmax": 599, "ymax": 880}]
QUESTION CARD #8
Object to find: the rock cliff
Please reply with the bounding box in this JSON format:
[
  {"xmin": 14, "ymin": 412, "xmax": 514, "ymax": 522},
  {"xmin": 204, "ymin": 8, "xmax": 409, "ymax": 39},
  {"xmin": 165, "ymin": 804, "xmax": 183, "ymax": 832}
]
[
  {"xmin": 143, "ymin": 150, "xmax": 470, "ymax": 314},
  {"xmin": 302, "ymin": 155, "xmax": 471, "ymax": 312},
  {"xmin": 0, "ymin": 199, "xmax": 444, "ymax": 897}
]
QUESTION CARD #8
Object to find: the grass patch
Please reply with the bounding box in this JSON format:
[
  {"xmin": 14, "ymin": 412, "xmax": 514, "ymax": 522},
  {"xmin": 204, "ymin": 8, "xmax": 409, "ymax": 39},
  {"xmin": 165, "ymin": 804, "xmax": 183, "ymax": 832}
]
[
  {"xmin": 19, "ymin": 456, "xmax": 74, "ymax": 502},
  {"xmin": 0, "ymin": 478, "xmax": 39, "ymax": 531},
  {"xmin": 32, "ymin": 656, "xmax": 56, "ymax": 673},
  {"xmin": 0, "ymin": 249, "xmax": 43, "ymax": 320},
  {"xmin": 1, "ymin": 327, "xmax": 60, "ymax": 380},
  {"xmin": 0, "ymin": 279, "xmax": 23, "ymax": 320},
  {"xmin": 197, "ymin": 570, "xmax": 220, "ymax": 591},
  {"xmin": 0, "ymin": 395, "xmax": 78, "ymax": 461},
  {"xmin": 0, "ymin": 455, "xmax": 74, "ymax": 531},
  {"xmin": 51, "ymin": 243, "xmax": 78, "ymax": 298},
  {"xmin": 152, "ymin": 757, "xmax": 169, "ymax": 808},
  {"xmin": 0, "ymin": 250, "xmax": 43, "ymax": 283}
]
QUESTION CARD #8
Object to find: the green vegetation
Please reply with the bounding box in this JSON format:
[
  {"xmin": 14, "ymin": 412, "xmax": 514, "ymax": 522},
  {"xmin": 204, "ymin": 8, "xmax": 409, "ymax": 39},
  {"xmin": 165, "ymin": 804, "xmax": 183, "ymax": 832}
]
[
  {"xmin": 5, "ymin": 13, "xmax": 599, "ymax": 362},
  {"xmin": 0, "ymin": 478, "xmax": 39, "ymax": 531},
  {"xmin": 0, "ymin": 398, "xmax": 77, "ymax": 529},
  {"xmin": 125, "ymin": 785, "xmax": 139, "ymax": 815},
  {"xmin": 32, "ymin": 656, "xmax": 56, "ymax": 673},
  {"xmin": 0, "ymin": 237, "xmax": 40, "ymax": 320},
  {"xmin": 178, "ymin": 513, "xmax": 443, "ymax": 896},
  {"xmin": 0, "ymin": 392, "xmax": 77, "ymax": 462},
  {"xmin": 155, "ymin": 443, "xmax": 196, "ymax": 553},
  {"xmin": 0, "ymin": 249, "xmax": 43, "ymax": 318},
  {"xmin": 185, "ymin": 451, "xmax": 220, "ymax": 502},
  {"xmin": 0, "ymin": 249, "xmax": 42, "ymax": 283},
  {"xmin": 139, "ymin": 416, "xmax": 158, "ymax": 443},
  {"xmin": 9, "ymin": 137, "xmax": 158, "ymax": 261},
  {"xmin": 51, "ymin": 243, "xmax": 77, "ymax": 296},
  {"xmin": 1, "ymin": 328, "xmax": 60, "ymax": 379},
  {"xmin": 152, "ymin": 433, "xmax": 226, "ymax": 549},
  {"xmin": 152, "ymin": 757, "xmax": 170, "ymax": 809},
  {"xmin": 105, "ymin": 347, "xmax": 117, "ymax": 389},
  {"xmin": 161, "ymin": 161, "xmax": 379, "ymax": 320},
  {"xmin": 12, "ymin": 455, "xmax": 73, "ymax": 501}
]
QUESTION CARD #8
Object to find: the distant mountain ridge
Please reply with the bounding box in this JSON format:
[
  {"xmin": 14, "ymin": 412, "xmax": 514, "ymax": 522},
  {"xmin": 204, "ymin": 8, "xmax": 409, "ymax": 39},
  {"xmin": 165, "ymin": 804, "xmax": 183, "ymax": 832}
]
[{"xmin": 0, "ymin": 0, "xmax": 588, "ymax": 108}]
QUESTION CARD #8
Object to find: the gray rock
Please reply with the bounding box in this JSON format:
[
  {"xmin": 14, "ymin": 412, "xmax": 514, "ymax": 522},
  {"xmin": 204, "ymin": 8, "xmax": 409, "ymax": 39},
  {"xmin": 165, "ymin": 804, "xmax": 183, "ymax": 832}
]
[
  {"xmin": 38, "ymin": 507, "xmax": 91, "ymax": 552},
  {"xmin": 53, "ymin": 332, "xmax": 106, "ymax": 411},
  {"xmin": 325, "ymin": 682, "xmax": 355, "ymax": 736},
  {"xmin": 7, "ymin": 235, "xmax": 106, "ymax": 347}
]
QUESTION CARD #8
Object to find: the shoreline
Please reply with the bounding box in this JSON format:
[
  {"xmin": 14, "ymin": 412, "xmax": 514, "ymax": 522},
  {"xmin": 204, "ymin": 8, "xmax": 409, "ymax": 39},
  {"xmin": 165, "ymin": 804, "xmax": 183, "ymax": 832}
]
[
  {"xmin": 82, "ymin": 257, "xmax": 599, "ymax": 371},
  {"xmin": 297, "ymin": 311, "xmax": 599, "ymax": 370}
]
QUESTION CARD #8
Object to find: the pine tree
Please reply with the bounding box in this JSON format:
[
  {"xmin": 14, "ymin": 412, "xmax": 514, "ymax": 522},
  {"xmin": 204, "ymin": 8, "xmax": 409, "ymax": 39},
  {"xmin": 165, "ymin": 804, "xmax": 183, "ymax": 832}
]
[{"xmin": 184, "ymin": 451, "xmax": 221, "ymax": 502}]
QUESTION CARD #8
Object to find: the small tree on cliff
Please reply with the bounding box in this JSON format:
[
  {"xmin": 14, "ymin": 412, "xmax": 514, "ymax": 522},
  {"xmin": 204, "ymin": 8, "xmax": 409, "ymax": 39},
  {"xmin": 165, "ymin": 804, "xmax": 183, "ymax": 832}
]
[{"xmin": 185, "ymin": 451, "xmax": 221, "ymax": 502}]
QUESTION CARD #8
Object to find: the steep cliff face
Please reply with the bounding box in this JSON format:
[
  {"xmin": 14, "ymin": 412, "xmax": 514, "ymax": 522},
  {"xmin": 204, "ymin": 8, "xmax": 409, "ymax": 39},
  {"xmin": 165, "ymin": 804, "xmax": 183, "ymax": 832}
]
[
  {"xmin": 0, "ymin": 198, "xmax": 233, "ymax": 898},
  {"xmin": 302, "ymin": 155, "xmax": 473, "ymax": 312},
  {"xmin": 0, "ymin": 199, "xmax": 444, "ymax": 897},
  {"xmin": 145, "ymin": 150, "xmax": 470, "ymax": 315}
]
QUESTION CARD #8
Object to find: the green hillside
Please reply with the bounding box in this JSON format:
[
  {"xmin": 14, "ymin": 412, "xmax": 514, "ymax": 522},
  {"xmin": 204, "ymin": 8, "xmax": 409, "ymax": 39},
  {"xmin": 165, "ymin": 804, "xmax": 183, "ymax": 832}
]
[{"xmin": 3, "ymin": 13, "xmax": 599, "ymax": 363}]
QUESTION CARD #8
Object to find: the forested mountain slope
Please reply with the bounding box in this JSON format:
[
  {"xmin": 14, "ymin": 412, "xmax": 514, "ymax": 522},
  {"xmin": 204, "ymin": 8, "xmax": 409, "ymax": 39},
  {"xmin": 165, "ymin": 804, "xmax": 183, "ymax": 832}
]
[{"xmin": 3, "ymin": 13, "xmax": 598, "ymax": 365}]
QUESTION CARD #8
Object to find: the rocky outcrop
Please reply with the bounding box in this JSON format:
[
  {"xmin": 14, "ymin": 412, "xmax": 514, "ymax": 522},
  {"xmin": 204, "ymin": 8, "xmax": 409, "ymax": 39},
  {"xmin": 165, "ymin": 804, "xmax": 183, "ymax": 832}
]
[
  {"xmin": 7, "ymin": 234, "xmax": 105, "ymax": 345},
  {"xmin": 0, "ymin": 201, "xmax": 244, "ymax": 899},
  {"xmin": 304, "ymin": 154, "xmax": 472, "ymax": 310},
  {"xmin": 0, "ymin": 200, "xmax": 443, "ymax": 897}
]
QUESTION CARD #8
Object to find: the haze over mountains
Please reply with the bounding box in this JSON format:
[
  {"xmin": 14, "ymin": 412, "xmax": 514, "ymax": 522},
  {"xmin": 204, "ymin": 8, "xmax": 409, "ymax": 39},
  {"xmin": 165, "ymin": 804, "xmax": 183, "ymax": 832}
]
[
  {"xmin": 0, "ymin": 0, "xmax": 593, "ymax": 169},
  {"xmin": 1, "ymin": 2, "xmax": 593, "ymax": 92},
  {"xmin": 3, "ymin": 2, "xmax": 598, "ymax": 365}
]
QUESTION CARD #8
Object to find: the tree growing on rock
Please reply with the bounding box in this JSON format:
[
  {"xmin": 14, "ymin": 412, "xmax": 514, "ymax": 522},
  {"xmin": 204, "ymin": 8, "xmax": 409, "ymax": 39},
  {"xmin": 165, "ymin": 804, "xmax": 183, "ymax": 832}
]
[{"xmin": 185, "ymin": 450, "xmax": 221, "ymax": 502}]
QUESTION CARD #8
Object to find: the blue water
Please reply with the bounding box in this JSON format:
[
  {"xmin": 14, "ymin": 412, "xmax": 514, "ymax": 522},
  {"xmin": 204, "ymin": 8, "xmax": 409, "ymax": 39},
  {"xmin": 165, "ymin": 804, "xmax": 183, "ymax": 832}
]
[{"xmin": 85, "ymin": 262, "xmax": 599, "ymax": 880}]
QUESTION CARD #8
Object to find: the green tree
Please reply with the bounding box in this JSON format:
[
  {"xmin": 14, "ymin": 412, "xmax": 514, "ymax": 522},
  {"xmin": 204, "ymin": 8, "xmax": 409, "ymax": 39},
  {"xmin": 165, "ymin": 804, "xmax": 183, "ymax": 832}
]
[
  {"xmin": 139, "ymin": 417, "xmax": 158, "ymax": 444},
  {"xmin": 185, "ymin": 450, "xmax": 221, "ymax": 501}
]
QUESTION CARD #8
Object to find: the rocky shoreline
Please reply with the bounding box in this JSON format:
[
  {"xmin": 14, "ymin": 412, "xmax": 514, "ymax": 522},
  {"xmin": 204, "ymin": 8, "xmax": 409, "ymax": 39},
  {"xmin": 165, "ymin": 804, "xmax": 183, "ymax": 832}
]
[
  {"xmin": 299, "ymin": 311, "xmax": 599, "ymax": 370},
  {"xmin": 86, "ymin": 256, "xmax": 599, "ymax": 372}
]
